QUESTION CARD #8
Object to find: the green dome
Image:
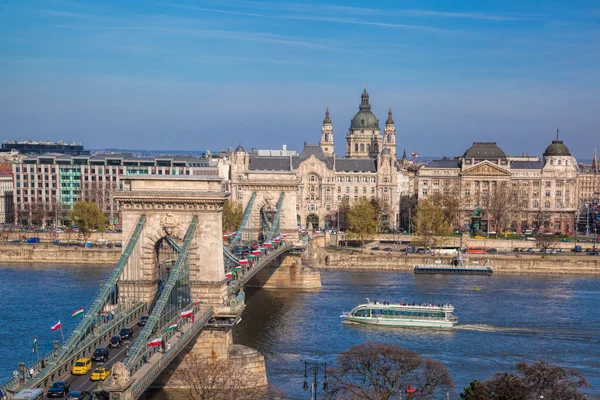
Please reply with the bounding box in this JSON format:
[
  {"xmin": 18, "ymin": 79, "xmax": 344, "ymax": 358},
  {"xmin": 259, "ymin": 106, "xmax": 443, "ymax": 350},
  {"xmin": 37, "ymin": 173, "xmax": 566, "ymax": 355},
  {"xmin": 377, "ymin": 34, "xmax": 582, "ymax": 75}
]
[
  {"xmin": 543, "ymin": 140, "xmax": 570, "ymax": 156},
  {"xmin": 350, "ymin": 87, "xmax": 379, "ymax": 130}
]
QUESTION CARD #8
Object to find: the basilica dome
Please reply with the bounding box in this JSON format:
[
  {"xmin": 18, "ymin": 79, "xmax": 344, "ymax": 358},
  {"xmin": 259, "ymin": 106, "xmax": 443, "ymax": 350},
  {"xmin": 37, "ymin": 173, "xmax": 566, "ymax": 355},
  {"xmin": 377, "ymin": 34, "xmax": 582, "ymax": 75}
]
[{"xmin": 350, "ymin": 87, "xmax": 380, "ymax": 130}]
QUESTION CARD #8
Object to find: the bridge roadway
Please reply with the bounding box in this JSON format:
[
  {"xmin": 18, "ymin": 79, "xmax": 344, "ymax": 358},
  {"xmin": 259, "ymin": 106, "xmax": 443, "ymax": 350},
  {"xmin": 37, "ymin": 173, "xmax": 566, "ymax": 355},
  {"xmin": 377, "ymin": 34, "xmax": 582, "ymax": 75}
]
[{"xmin": 40, "ymin": 323, "xmax": 143, "ymax": 396}]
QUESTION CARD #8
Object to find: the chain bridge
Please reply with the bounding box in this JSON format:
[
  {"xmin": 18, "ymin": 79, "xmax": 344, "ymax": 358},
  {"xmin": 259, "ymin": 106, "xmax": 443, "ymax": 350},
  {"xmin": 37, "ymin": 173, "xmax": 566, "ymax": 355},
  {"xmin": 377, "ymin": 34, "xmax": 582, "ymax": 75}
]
[{"xmin": 1, "ymin": 176, "xmax": 320, "ymax": 399}]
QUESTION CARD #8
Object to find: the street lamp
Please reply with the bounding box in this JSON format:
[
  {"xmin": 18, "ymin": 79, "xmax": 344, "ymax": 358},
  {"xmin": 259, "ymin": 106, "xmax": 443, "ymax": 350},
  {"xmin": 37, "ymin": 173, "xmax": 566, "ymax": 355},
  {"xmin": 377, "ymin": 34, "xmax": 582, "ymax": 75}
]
[{"xmin": 303, "ymin": 361, "xmax": 328, "ymax": 400}]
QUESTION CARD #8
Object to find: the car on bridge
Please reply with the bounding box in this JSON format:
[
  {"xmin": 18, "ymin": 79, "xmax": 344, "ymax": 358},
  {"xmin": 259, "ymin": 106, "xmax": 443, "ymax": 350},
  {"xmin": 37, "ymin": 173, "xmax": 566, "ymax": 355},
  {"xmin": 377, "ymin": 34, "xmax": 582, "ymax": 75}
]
[
  {"xmin": 71, "ymin": 358, "xmax": 92, "ymax": 375},
  {"xmin": 138, "ymin": 315, "xmax": 149, "ymax": 326},
  {"xmin": 108, "ymin": 335, "xmax": 122, "ymax": 348},
  {"xmin": 119, "ymin": 327, "xmax": 133, "ymax": 340},
  {"xmin": 92, "ymin": 347, "xmax": 109, "ymax": 362},
  {"xmin": 66, "ymin": 391, "xmax": 92, "ymax": 400},
  {"xmin": 90, "ymin": 367, "xmax": 111, "ymax": 381},
  {"xmin": 47, "ymin": 381, "xmax": 71, "ymax": 397}
]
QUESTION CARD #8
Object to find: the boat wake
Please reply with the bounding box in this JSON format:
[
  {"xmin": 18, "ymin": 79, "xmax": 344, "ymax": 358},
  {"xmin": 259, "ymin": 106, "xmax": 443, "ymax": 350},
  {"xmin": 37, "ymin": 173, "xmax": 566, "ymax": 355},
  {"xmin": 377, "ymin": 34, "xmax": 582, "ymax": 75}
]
[{"xmin": 456, "ymin": 324, "xmax": 539, "ymax": 334}]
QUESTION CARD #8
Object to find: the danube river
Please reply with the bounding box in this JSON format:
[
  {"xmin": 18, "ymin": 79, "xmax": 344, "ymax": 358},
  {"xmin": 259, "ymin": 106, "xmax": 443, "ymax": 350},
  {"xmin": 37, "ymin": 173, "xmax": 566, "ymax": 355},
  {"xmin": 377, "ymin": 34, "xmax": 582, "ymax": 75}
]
[{"xmin": 1, "ymin": 264, "xmax": 599, "ymax": 397}]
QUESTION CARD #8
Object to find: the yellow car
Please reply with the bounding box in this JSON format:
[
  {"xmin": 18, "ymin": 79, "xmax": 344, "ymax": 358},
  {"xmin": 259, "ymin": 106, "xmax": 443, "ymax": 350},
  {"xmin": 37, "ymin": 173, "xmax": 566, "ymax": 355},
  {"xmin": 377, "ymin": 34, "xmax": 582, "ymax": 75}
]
[
  {"xmin": 71, "ymin": 358, "xmax": 92, "ymax": 375},
  {"xmin": 91, "ymin": 367, "xmax": 111, "ymax": 381}
]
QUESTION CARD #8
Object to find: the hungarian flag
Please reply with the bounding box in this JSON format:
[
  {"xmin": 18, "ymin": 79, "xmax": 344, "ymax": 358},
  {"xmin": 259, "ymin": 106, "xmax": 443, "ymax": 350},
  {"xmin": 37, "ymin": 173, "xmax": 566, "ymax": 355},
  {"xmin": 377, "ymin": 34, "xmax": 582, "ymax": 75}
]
[
  {"xmin": 238, "ymin": 259, "xmax": 249, "ymax": 265},
  {"xmin": 50, "ymin": 321, "xmax": 62, "ymax": 331},
  {"xmin": 166, "ymin": 323, "xmax": 178, "ymax": 333},
  {"xmin": 282, "ymin": 234, "xmax": 288, "ymax": 238},
  {"xmin": 148, "ymin": 338, "xmax": 162, "ymax": 347},
  {"xmin": 274, "ymin": 237, "xmax": 280, "ymax": 242},
  {"xmin": 222, "ymin": 235, "xmax": 228, "ymax": 239},
  {"xmin": 225, "ymin": 272, "xmax": 233, "ymax": 278},
  {"xmin": 71, "ymin": 307, "xmax": 84, "ymax": 318},
  {"xmin": 181, "ymin": 309, "xmax": 193, "ymax": 319},
  {"xmin": 251, "ymin": 250, "xmax": 261, "ymax": 255},
  {"xmin": 32, "ymin": 337, "xmax": 37, "ymax": 353},
  {"xmin": 263, "ymin": 242, "xmax": 272, "ymax": 247},
  {"xmin": 194, "ymin": 299, "xmax": 204, "ymax": 306}
]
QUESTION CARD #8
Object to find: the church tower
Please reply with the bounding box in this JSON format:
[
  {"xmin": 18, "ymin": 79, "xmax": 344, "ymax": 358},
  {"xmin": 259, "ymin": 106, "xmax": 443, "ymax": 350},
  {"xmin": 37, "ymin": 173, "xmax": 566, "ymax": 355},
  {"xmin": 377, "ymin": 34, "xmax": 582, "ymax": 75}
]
[
  {"xmin": 383, "ymin": 108, "xmax": 397, "ymax": 158},
  {"xmin": 319, "ymin": 107, "xmax": 334, "ymax": 157},
  {"xmin": 346, "ymin": 86, "xmax": 382, "ymax": 159}
]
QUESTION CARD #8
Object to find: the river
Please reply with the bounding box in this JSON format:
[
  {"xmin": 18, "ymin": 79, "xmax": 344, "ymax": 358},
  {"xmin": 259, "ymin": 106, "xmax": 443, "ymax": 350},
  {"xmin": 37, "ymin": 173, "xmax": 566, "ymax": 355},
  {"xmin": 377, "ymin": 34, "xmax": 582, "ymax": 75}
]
[{"xmin": 1, "ymin": 264, "xmax": 599, "ymax": 397}]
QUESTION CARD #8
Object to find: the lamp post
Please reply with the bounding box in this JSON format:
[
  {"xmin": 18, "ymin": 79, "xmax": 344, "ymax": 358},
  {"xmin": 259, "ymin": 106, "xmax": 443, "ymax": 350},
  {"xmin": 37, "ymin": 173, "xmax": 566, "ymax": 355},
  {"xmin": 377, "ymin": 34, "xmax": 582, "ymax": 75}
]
[
  {"xmin": 303, "ymin": 361, "xmax": 328, "ymax": 400},
  {"xmin": 586, "ymin": 203, "xmax": 590, "ymax": 236}
]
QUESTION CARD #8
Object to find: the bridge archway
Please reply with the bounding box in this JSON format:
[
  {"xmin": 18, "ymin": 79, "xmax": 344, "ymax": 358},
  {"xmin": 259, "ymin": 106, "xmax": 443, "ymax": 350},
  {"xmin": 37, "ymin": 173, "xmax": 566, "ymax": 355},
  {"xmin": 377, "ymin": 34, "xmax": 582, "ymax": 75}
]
[{"xmin": 114, "ymin": 176, "xmax": 229, "ymax": 306}]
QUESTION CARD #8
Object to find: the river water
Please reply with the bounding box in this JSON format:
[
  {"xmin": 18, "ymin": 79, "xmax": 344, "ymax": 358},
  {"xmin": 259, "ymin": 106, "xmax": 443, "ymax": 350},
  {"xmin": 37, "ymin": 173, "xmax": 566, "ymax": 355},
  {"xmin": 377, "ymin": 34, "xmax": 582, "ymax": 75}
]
[{"xmin": 1, "ymin": 264, "xmax": 599, "ymax": 397}]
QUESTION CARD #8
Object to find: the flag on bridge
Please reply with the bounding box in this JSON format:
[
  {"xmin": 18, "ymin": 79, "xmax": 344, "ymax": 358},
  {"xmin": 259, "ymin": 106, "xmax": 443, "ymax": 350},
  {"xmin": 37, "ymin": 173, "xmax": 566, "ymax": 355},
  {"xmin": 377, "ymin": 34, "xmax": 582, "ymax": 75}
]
[
  {"xmin": 181, "ymin": 309, "xmax": 193, "ymax": 319},
  {"xmin": 225, "ymin": 272, "xmax": 233, "ymax": 278},
  {"xmin": 148, "ymin": 338, "xmax": 162, "ymax": 347},
  {"xmin": 238, "ymin": 259, "xmax": 249, "ymax": 265},
  {"xmin": 71, "ymin": 307, "xmax": 84, "ymax": 318},
  {"xmin": 194, "ymin": 299, "xmax": 204, "ymax": 306},
  {"xmin": 50, "ymin": 321, "xmax": 62, "ymax": 331},
  {"xmin": 166, "ymin": 323, "xmax": 178, "ymax": 333},
  {"xmin": 32, "ymin": 337, "xmax": 37, "ymax": 353},
  {"xmin": 263, "ymin": 242, "xmax": 272, "ymax": 247}
]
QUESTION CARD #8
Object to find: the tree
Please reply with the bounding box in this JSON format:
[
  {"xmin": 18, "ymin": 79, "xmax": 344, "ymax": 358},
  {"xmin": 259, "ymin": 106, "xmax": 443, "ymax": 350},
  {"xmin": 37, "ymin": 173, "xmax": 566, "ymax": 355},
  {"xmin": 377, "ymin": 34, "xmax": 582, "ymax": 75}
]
[
  {"xmin": 347, "ymin": 198, "xmax": 377, "ymax": 249},
  {"xmin": 336, "ymin": 196, "xmax": 350, "ymax": 232},
  {"xmin": 370, "ymin": 198, "xmax": 394, "ymax": 232},
  {"xmin": 69, "ymin": 201, "xmax": 105, "ymax": 240},
  {"xmin": 222, "ymin": 200, "xmax": 243, "ymax": 234},
  {"xmin": 465, "ymin": 361, "xmax": 591, "ymax": 400},
  {"xmin": 414, "ymin": 199, "xmax": 449, "ymax": 250},
  {"xmin": 460, "ymin": 380, "xmax": 488, "ymax": 400},
  {"xmin": 430, "ymin": 193, "xmax": 461, "ymax": 231},
  {"xmin": 176, "ymin": 352, "xmax": 281, "ymax": 400},
  {"xmin": 535, "ymin": 234, "xmax": 557, "ymax": 255},
  {"xmin": 326, "ymin": 342, "xmax": 454, "ymax": 400},
  {"xmin": 514, "ymin": 360, "xmax": 590, "ymax": 400},
  {"xmin": 483, "ymin": 182, "xmax": 520, "ymax": 238}
]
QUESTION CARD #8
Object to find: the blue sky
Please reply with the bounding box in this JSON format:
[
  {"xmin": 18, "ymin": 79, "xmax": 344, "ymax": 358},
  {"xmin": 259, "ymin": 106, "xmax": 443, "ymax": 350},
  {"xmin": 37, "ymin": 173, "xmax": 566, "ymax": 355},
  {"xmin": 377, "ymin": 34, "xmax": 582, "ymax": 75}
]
[{"xmin": 1, "ymin": 0, "xmax": 599, "ymax": 158}]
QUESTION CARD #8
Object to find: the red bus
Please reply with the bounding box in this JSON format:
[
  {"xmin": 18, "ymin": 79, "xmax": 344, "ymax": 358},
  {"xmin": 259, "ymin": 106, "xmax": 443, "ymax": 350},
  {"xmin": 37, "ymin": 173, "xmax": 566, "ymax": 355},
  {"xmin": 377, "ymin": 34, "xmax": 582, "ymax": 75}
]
[{"xmin": 466, "ymin": 246, "xmax": 486, "ymax": 254}]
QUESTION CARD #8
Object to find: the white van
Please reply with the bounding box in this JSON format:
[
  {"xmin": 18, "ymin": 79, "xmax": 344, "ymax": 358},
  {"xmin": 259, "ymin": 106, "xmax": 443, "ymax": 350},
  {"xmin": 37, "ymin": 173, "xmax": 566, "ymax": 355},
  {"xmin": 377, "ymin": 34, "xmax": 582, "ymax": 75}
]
[{"xmin": 12, "ymin": 388, "xmax": 44, "ymax": 400}]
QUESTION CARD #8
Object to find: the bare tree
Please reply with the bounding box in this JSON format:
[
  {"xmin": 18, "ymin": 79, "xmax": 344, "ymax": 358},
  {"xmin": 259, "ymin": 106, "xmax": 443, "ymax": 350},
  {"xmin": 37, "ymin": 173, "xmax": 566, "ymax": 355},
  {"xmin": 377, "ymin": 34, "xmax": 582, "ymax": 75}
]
[
  {"xmin": 535, "ymin": 234, "xmax": 557, "ymax": 255},
  {"xmin": 176, "ymin": 352, "xmax": 278, "ymax": 400},
  {"xmin": 326, "ymin": 342, "xmax": 454, "ymax": 400},
  {"xmin": 430, "ymin": 193, "xmax": 461, "ymax": 231},
  {"xmin": 486, "ymin": 182, "xmax": 520, "ymax": 238}
]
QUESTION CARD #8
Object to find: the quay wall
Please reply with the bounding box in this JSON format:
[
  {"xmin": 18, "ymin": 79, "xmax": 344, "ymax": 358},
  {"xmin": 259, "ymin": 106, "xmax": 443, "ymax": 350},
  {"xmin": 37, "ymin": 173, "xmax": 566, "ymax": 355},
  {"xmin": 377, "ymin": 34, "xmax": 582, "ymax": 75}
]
[
  {"xmin": 312, "ymin": 249, "xmax": 600, "ymax": 275},
  {"xmin": 0, "ymin": 245, "xmax": 121, "ymax": 264}
]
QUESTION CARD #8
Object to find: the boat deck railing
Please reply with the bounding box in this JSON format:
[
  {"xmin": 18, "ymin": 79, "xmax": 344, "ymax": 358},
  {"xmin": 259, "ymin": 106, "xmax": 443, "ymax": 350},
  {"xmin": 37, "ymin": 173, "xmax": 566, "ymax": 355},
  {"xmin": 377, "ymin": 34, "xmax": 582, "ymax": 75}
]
[
  {"xmin": 346, "ymin": 313, "xmax": 457, "ymax": 322},
  {"xmin": 364, "ymin": 302, "xmax": 455, "ymax": 311}
]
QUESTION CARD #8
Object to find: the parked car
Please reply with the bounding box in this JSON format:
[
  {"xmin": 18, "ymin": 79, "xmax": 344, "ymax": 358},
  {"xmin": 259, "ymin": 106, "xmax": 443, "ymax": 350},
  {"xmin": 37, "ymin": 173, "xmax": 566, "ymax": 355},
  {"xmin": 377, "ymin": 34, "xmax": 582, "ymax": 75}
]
[
  {"xmin": 92, "ymin": 347, "xmax": 109, "ymax": 362},
  {"xmin": 119, "ymin": 327, "xmax": 133, "ymax": 339},
  {"xmin": 26, "ymin": 237, "xmax": 40, "ymax": 244},
  {"xmin": 513, "ymin": 247, "xmax": 520, "ymax": 252},
  {"xmin": 138, "ymin": 315, "xmax": 149, "ymax": 326},
  {"xmin": 588, "ymin": 251, "xmax": 599, "ymax": 256},
  {"xmin": 66, "ymin": 391, "xmax": 92, "ymax": 400},
  {"xmin": 47, "ymin": 381, "xmax": 71, "ymax": 397},
  {"xmin": 560, "ymin": 238, "xmax": 570, "ymax": 242},
  {"xmin": 486, "ymin": 248, "xmax": 498, "ymax": 254},
  {"xmin": 71, "ymin": 358, "xmax": 92, "ymax": 375},
  {"xmin": 90, "ymin": 367, "xmax": 111, "ymax": 381},
  {"xmin": 108, "ymin": 335, "xmax": 122, "ymax": 348},
  {"xmin": 383, "ymin": 247, "xmax": 393, "ymax": 252},
  {"xmin": 573, "ymin": 245, "xmax": 583, "ymax": 253}
]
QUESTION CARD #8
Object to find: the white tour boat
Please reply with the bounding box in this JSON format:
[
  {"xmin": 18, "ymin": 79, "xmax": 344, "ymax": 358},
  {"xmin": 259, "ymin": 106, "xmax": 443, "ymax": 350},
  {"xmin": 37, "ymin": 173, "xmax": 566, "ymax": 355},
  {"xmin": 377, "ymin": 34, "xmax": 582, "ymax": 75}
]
[{"xmin": 341, "ymin": 298, "xmax": 458, "ymax": 329}]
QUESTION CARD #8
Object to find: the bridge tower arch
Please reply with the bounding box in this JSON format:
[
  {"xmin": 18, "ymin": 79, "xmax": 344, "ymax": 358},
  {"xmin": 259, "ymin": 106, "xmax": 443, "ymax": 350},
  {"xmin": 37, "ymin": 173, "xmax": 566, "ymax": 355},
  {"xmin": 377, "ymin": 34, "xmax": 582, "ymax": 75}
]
[{"xmin": 114, "ymin": 176, "xmax": 229, "ymax": 307}]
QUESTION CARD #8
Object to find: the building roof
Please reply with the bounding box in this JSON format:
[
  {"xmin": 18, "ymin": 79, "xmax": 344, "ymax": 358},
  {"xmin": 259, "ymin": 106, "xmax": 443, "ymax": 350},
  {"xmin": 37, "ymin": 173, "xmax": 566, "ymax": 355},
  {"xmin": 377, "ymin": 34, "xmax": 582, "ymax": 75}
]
[
  {"xmin": 426, "ymin": 159, "xmax": 461, "ymax": 168},
  {"xmin": 335, "ymin": 158, "xmax": 377, "ymax": 172},
  {"xmin": 248, "ymin": 156, "xmax": 291, "ymax": 171},
  {"xmin": 543, "ymin": 140, "xmax": 570, "ymax": 157},
  {"xmin": 293, "ymin": 145, "xmax": 333, "ymax": 169},
  {"xmin": 463, "ymin": 142, "xmax": 506, "ymax": 159},
  {"xmin": 350, "ymin": 87, "xmax": 380, "ymax": 130},
  {"xmin": 510, "ymin": 160, "xmax": 544, "ymax": 169},
  {"xmin": 235, "ymin": 144, "xmax": 245, "ymax": 152},
  {"xmin": 0, "ymin": 165, "xmax": 12, "ymax": 177}
]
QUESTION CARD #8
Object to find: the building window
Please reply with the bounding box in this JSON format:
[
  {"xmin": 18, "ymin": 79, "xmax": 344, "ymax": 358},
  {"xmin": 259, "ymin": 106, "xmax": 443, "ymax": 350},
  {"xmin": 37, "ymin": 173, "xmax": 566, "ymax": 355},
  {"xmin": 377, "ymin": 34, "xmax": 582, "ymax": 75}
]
[
  {"xmin": 371, "ymin": 187, "xmax": 375, "ymax": 193},
  {"xmin": 545, "ymin": 201, "xmax": 550, "ymax": 209},
  {"xmin": 337, "ymin": 195, "xmax": 342, "ymax": 201},
  {"xmin": 309, "ymin": 175, "xmax": 318, "ymax": 183},
  {"xmin": 545, "ymin": 181, "xmax": 551, "ymax": 188},
  {"xmin": 546, "ymin": 190, "xmax": 551, "ymax": 197},
  {"xmin": 556, "ymin": 190, "xmax": 562, "ymax": 197},
  {"xmin": 326, "ymin": 205, "xmax": 331, "ymax": 211},
  {"xmin": 337, "ymin": 177, "xmax": 343, "ymax": 183},
  {"xmin": 337, "ymin": 187, "xmax": 341, "ymax": 193},
  {"xmin": 423, "ymin": 180, "xmax": 428, "ymax": 186},
  {"xmin": 362, "ymin": 187, "xmax": 366, "ymax": 193},
  {"xmin": 346, "ymin": 177, "xmax": 351, "ymax": 183},
  {"xmin": 384, "ymin": 177, "xmax": 389, "ymax": 183},
  {"xmin": 556, "ymin": 181, "xmax": 563, "ymax": 187},
  {"xmin": 346, "ymin": 187, "xmax": 350, "ymax": 193},
  {"xmin": 354, "ymin": 187, "xmax": 358, "ymax": 193},
  {"xmin": 362, "ymin": 177, "xmax": 368, "ymax": 183},
  {"xmin": 433, "ymin": 179, "xmax": 439, "ymax": 186},
  {"xmin": 533, "ymin": 200, "xmax": 539, "ymax": 208},
  {"xmin": 354, "ymin": 195, "xmax": 358, "ymax": 201},
  {"xmin": 465, "ymin": 190, "xmax": 471, "ymax": 196},
  {"xmin": 422, "ymin": 189, "xmax": 428, "ymax": 195}
]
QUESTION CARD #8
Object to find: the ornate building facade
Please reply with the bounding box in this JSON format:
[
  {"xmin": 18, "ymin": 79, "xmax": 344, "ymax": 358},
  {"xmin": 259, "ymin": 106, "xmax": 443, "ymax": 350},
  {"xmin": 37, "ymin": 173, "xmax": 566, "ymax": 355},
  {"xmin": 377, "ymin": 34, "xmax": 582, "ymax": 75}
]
[
  {"xmin": 230, "ymin": 87, "xmax": 400, "ymax": 230},
  {"xmin": 578, "ymin": 148, "xmax": 599, "ymax": 205},
  {"xmin": 417, "ymin": 138, "xmax": 579, "ymax": 234}
]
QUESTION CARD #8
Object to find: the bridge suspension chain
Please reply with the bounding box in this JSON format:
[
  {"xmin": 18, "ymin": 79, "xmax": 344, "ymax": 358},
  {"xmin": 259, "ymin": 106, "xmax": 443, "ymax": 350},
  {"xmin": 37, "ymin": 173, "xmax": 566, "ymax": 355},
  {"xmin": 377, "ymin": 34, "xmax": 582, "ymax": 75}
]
[
  {"xmin": 29, "ymin": 215, "xmax": 147, "ymax": 385},
  {"xmin": 226, "ymin": 191, "xmax": 256, "ymax": 250},
  {"xmin": 266, "ymin": 192, "xmax": 285, "ymax": 242},
  {"xmin": 124, "ymin": 215, "xmax": 198, "ymax": 370}
]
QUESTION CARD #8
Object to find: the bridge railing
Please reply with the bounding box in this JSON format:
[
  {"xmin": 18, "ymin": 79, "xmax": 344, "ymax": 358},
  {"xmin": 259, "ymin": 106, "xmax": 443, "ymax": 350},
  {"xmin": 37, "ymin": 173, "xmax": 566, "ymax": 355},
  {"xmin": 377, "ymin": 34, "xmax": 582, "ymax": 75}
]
[
  {"xmin": 128, "ymin": 307, "xmax": 214, "ymax": 400},
  {"xmin": 227, "ymin": 242, "xmax": 293, "ymax": 295}
]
